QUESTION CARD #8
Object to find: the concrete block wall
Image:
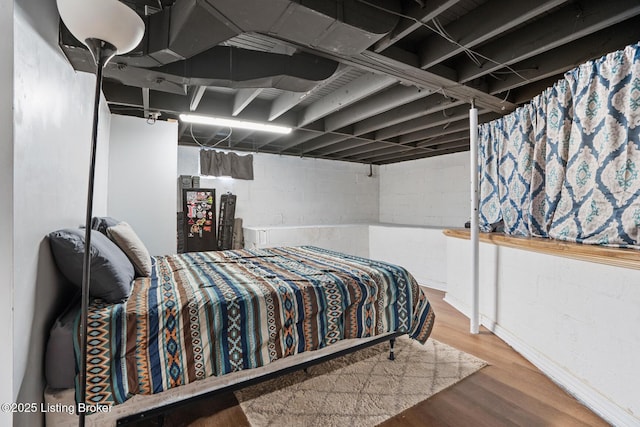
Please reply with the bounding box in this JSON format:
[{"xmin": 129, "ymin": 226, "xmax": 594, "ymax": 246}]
[
  {"xmin": 178, "ymin": 146, "xmax": 379, "ymax": 227},
  {"xmin": 379, "ymin": 151, "xmax": 470, "ymax": 228}
]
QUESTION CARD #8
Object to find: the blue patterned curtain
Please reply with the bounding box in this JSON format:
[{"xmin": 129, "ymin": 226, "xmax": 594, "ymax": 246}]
[
  {"xmin": 529, "ymin": 80, "xmax": 573, "ymax": 238},
  {"xmin": 478, "ymin": 42, "xmax": 640, "ymax": 248}
]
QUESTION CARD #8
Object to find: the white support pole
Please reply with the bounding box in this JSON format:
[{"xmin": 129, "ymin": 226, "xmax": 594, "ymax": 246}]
[{"xmin": 469, "ymin": 101, "xmax": 480, "ymax": 334}]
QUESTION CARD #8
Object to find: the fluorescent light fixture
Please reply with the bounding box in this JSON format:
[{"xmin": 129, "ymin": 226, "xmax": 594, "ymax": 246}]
[{"xmin": 180, "ymin": 114, "xmax": 292, "ymax": 135}]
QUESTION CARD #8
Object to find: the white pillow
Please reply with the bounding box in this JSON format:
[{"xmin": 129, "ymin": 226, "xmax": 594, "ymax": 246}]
[{"xmin": 107, "ymin": 222, "xmax": 152, "ymax": 277}]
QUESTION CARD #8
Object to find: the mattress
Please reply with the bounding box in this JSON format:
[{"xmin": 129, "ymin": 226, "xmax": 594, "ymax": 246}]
[{"xmin": 49, "ymin": 246, "xmax": 435, "ymax": 410}]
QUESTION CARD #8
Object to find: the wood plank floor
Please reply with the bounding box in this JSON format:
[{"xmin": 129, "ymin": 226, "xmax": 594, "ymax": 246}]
[
  {"xmin": 378, "ymin": 288, "xmax": 608, "ymax": 427},
  {"xmin": 137, "ymin": 288, "xmax": 608, "ymax": 427}
]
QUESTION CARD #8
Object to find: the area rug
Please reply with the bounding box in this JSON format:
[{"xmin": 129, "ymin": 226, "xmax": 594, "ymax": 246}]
[{"xmin": 234, "ymin": 337, "xmax": 487, "ymax": 427}]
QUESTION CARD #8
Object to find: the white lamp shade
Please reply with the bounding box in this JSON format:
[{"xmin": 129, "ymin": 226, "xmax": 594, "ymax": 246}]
[{"xmin": 56, "ymin": 0, "xmax": 145, "ymax": 55}]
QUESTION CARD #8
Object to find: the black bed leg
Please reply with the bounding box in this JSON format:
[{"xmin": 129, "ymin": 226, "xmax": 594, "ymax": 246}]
[{"xmin": 388, "ymin": 338, "xmax": 396, "ymax": 361}]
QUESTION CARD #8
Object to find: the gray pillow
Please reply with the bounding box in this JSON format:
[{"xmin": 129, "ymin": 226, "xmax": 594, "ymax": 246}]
[
  {"xmin": 90, "ymin": 216, "xmax": 120, "ymax": 235},
  {"xmin": 48, "ymin": 228, "xmax": 135, "ymax": 303}
]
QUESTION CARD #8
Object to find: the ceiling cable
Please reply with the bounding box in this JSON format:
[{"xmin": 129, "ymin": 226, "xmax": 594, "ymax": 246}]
[
  {"xmin": 356, "ymin": 0, "xmax": 531, "ymax": 83},
  {"xmin": 432, "ymin": 17, "xmax": 482, "ymax": 67},
  {"xmin": 189, "ymin": 123, "xmax": 233, "ymax": 149}
]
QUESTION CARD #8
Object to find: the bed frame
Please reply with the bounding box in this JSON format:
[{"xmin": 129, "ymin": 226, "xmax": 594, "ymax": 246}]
[
  {"xmin": 45, "ymin": 331, "xmax": 403, "ymax": 426},
  {"xmin": 116, "ymin": 332, "xmax": 402, "ymax": 426}
]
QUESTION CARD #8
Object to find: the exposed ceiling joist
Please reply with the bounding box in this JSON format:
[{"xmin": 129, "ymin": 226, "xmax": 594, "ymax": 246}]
[
  {"xmin": 267, "ymin": 65, "xmax": 352, "ymax": 121},
  {"xmin": 297, "ymin": 73, "xmax": 397, "ymax": 127},
  {"xmin": 268, "ymin": 129, "xmax": 326, "ymax": 152},
  {"xmin": 456, "ymin": 0, "xmax": 640, "ymax": 84},
  {"xmin": 418, "ymin": 130, "xmax": 470, "ymax": 148},
  {"xmin": 354, "ymin": 95, "xmax": 464, "ymax": 136},
  {"xmin": 489, "ymin": 18, "xmax": 640, "ymax": 95},
  {"xmin": 309, "ymin": 138, "xmax": 376, "ymax": 156},
  {"xmin": 359, "ymin": 146, "xmax": 425, "ymax": 162},
  {"xmin": 189, "ymin": 86, "xmax": 208, "ymax": 111},
  {"xmin": 324, "ymin": 84, "xmax": 431, "ymax": 132},
  {"xmin": 299, "ymin": 134, "xmax": 360, "ymax": 154},
  {"xmin": 329, "ymin": 141, "xmax": 409, "ymax": 159},
  {"xmin": 408, "ymin": 112, "xmax": 502, "ymax": 147},
  {"xmin": 233, "ymin": 88, "xmax": 263, "ymax": 116},
  {"xmin": 353, "ymin": 49, "xmax": 516, "ymax": 113},
  {"xmin": 373, "ymin": 0, "xmax": 462, "ymax": 53},
  {"xmin": 418, "ymin": 0, "xmax": 570, "ymax": 69},
  {"xmin": 375, "ymin": 104, "xmax": 476, "ymax": 141},
  {"xmin": 254, "ymin": 32, "xmax": 516, "ymax": 113}
]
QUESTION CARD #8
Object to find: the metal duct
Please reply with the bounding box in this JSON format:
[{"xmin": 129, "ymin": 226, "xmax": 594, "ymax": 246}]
[
  {"xmin": 59, "ymin": 0, "xmax": 400, "ymax": 92},
  {"xmin": 138, "ymin": 0, "xmax": 401, "ymax": 64},
  {"xmin": 151, "ymin": 46, "xmax": 340, "ymax": 91},
  {"xmin": 117, "ymin": 47, "xmax": 340, "ymax": 94}
]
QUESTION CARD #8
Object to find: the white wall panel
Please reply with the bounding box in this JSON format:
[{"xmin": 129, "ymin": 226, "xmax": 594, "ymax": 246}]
[
  {"xmin": 0, "ymin": 0, "xmax": 13, "ymax": 425},
  {"xmin": 445, "ymin": 237, "xmax": 640, "ymax": 426},
  {"xmin": 244, "ymin": 224, "xmax": 370, "ymax": 257},
  {"xmin": 369, "ymin": 225, "xmax": 447, "ymax": 290},
  {"xmin": 108, "ymin": 115, "xmax": 177, "ymax": 256}
]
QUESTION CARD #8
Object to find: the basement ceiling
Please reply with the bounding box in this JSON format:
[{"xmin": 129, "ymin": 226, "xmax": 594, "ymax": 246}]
[{"xmin": 59, "ymin": 0, "xmax": 640, "ymax": 165}]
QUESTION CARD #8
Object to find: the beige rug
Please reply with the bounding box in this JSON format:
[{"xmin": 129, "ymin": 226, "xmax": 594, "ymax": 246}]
[{"xmin": 235, "ymin": 337, "xmax": 486, "ymax": 427}]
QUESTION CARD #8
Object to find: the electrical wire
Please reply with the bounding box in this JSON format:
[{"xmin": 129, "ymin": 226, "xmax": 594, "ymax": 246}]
[
  {"xmin": 189, "ymin": 123, "xmax": 233, "ymax": 149},
  {"xmin": 500, "ymin": 88, "xmax": 511, "ymax": 104},
  {"xmin": 432, "ymin": 17, "xmax": 482, "ymax": 67},
  {"xmin": 356, "ymin": 0, "xmax": 532, "ymax": 84}
]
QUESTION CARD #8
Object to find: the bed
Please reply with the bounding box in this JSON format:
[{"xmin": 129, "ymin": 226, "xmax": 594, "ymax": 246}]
[{"xmin": 45, "ymin": 243, "xmax": 435, "ymax": 426}]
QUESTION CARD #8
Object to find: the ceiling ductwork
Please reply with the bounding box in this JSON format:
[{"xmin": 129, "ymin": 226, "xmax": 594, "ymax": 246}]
[
  {"xmin": 138, "ymin": 0, "xmax": 400, "ymax": 65},
  {"xmin": 130, "ymin": 47, "xmax": 341, "ymax": 94},
  {"xmin": 59, "ymin": 0, "xmax": 400, "ymax": 93},
  {"xmin": 86, "ymin": 0, "xmax": 640, "ymax": 164},
  {"xmin": 150, "ymin": 46, "xmax": 340, "ymax": 92}
]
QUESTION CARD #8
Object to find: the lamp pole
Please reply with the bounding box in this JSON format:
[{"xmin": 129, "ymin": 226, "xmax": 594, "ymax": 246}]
[
  {"xmin": 78, "ymin": 38, "xmax": 116, "ymax": 426},
  {"xmin": 55, "ymin": 2, "xmax": 144, "ymax": 425}
]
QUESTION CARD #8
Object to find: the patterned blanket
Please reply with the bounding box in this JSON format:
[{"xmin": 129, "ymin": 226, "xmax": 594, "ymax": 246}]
[{"xmin": 77, "ymin": 246, "xmax": 435, "ymax": 405}]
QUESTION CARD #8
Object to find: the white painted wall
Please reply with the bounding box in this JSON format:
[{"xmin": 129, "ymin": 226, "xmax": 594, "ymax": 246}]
[
  {"xmin": 369, "ymin": 225, "xmax": 447, "ymax": 290},
  {"xmin": 244, "ymin": 224, "xmax": 370, "ymax": 257},
  {"xmin": 108, "ymin": 115, "xmax": 178, "ymax": 256},
  {"xmin": 12, "ymin": 1, "xmax": 111, "ymax": 425},
  {"xmin": 445, "ymin": 237, "xmax": 640, "ymax": 427},
  {"xmin": 379, "ymin": 152, "xmax": 469, "ymax": 228},
  {"xmin": 0, "ymin": 0, "xmax": 13, "ymax": 425},
  {"xmin": 243, "ymin": 224, "xmax": 448, "ymax": 285},
  {"xmin": 178, "ymin": 146, "xmax": 380, "ymax": 227}
]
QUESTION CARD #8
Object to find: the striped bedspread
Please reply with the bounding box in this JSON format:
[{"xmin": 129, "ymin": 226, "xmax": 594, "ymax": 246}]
[{"xmin": 78, "ymin": 246, "xmax": 435, "ymax": 405}]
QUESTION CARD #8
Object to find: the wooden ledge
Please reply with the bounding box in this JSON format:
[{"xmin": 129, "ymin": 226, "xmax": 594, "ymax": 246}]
[{"xmin": 443, "ymin": 228, "xmax": 640, "ymax": 271}]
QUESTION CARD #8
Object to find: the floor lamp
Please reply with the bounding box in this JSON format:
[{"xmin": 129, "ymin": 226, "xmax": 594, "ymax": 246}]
[{"xmin": 55, "ymin": 1, "xmax": 144, "ymax": 425}]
